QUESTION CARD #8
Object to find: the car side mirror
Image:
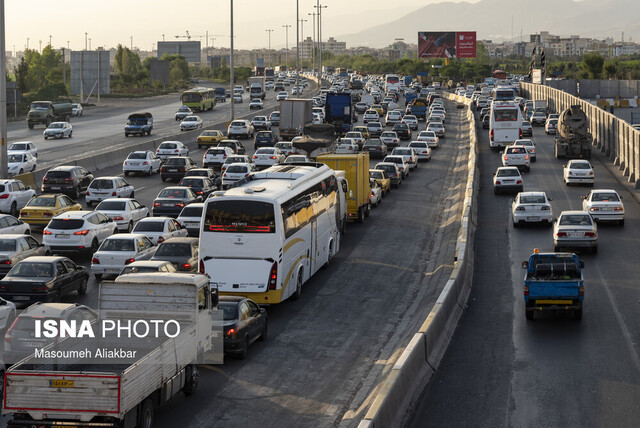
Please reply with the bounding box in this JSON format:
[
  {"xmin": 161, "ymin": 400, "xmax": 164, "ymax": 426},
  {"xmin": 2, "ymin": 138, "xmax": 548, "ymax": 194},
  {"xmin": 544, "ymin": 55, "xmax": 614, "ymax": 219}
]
[
  {"xmin": 521, "ymin": 261, "xmax": 528, "ymax": 269},
  {"xmin": 27, "ymin": 186, "xmax": 32, "ymax": 190},
  {"xmin": 553, "ymin": 218, "xmax": 557, "ymax": 223},
  {"xmin": 620, "ymin": 195, "xmax": 623, "ymax": 200},
  {"xmin": 562, "ymin": 164, "xmax": 566, "ymax": 168},
  {"xmin": 581, "ymin": 195, "xmax": 587, "ymax": 199},
  {"xmin": 547, "ymin": 197, "xmax": 553, "ymax": 201},
  {"xmin": 108, "ymin": 218, "xmax": 114, "ymax": 222}
]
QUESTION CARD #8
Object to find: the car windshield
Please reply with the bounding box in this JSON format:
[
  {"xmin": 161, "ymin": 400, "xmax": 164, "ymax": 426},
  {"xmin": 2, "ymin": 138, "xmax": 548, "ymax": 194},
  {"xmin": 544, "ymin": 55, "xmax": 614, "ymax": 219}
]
[
  {"xmin": 207, "ymin": 149, "xmax": 226, "ymax": 155},
  {"xmin": 8, "ymin": 154, "xmax": 23, "ymax": 163},
  {"xmin": 227, "ymin": 165, "xmax": 248, "ymax": 173},
  {"xmin": 9, "ymin": 262, "xmax": 52, "ymax": 278},
  {"xmin": 89, "ymin": 179, "xmax": 114, "ymax": 190},
  {"xmin": 410, "ymin": 142, "xmax": 427, "ymax": 147},
  {"xmin": 178, "ymin": 106, "xmax": 190, "ymax": 112},
  {"xmin": 591, "ymin": 192, "xmax": 619, "ymax": 202},
  {"xmin": 507, "ymin": 148, "xmax": 526, "ymax": 154},
  {"xmin": 100, "ymin": 239, "xmax": 135, "ymax": 251},
  {"xmin": 570, "ymin": 162, "xmax": 591, "ymax": 169},
  {"xmin": 231, "ymin": 121, "xmax": 246, "ymax": 127},
  {"xmin": 47, "ymin": 219, "xmax": 85, "ymax": 230},
  {"xmin": 9, "ymin": 144, "xmax": 28, "ymax": 150},
  {"xmin": 179, "ymin": 178, "xmax": 204, "ymax": 187},
  {"xmin": 497, "ymin": 169, "xmax": 520, "ymax": 177},
  {"xmin": 219, "ymin": 302, "xmax": 239, "ymax": 321},
  {"xmin": 121, "ymin": 266, "xmax": 163, "ymax": 274},
  {"xmin": 183, "ymin": 117, "xmax": 197, "ymax": 122},
  {"xmin": 158, "ymin": 189, "xmax": 187, "ymax": 198},
  {"xmin": 559, "ymin": 215, "xmax": 592, "ymax": 226},
  {"xmin": 128, "ymin": 152, "xmax": 147, "ymax": 160},
  {"xmin": 159, "ymin": 143, "xmax": 177, "ymax": 150},
  {"xmin": 370, "ymin": 171, "xmax": 382, "ymax": 179},
  {"xmin": 134, "ymin": 221, "xmax": 164, "ymax": 232},
  {"xmin": 155, "ymin": 243, "xmax": 192, "ymax": 257},
  {"xmin": 180, "ymin": 206, "xmax": 202, "ymax": 217},
  {"xmin": 365, "ymin": 140, "xmax": 381, "ymax": 146},
  {"xmin": 28, "ymin": 197, "xmax": 56, "ymax": 207},
  {"xmin": 48, "ymin": 123, "xmax": 64, "ymax": 129},
  {"xmin": 164, "ymin": 158, "xmax": 186, "ymax": 166},
  {"xmin": 96, "ymin": 201, "xmax": 126, "ymax": 211},
  {"xmin": 256, "ymin": 132, "xmax": 272, "ymax": 138},
  {"xmin": 519, "ymin": 195, "xmax": 546, "ymax": 204},
  {"xmin": 0, "ymin": 239, "xmax": 16, "ymax": 251}
]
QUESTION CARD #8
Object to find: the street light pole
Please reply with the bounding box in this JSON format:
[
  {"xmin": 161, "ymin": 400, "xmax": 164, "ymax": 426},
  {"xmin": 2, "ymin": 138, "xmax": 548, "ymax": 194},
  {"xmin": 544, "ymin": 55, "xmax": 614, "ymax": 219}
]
[
  {"xmin": 85, "ymin": 32, "xmax": 87, "ymax": 51},
  {"xmin": 282, "ymin": 24, "xmax": 291, "ymax": 72},
  {"xmin": 230, "ymin": 0, "xmax": 235, "ymax": 121},
  {"xmin": 308, "ymin": 12, "xmax": 316, "ymax": 73},
  {"xmin": 265, "ymin": 29, "xmax": 274, "ymax": 67},
  {"xmin": 295, "ymin": 0, "xmax": 299, "ymax": 95},
  {"xmin": 0, "ymin": 0, "xmax": 8, "ymax": 178},
  {"xmin": 299, "ymin": 19, "xmax": 307, "ymax": 65}
]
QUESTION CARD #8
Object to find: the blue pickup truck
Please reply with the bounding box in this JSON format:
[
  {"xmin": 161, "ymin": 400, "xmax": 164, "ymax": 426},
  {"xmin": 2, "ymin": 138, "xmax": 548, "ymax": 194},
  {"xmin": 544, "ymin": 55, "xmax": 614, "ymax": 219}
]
[
  {"xmin": 409, "ymin": 98, "xmax": 429, "ymax": 121},
  {"xmin": 522, "ymin": 250, "xmax": 584, "ymax": 320},
  {"xmin": 124, "ymin": 112, "xmax": 153, "ymax": 137}
]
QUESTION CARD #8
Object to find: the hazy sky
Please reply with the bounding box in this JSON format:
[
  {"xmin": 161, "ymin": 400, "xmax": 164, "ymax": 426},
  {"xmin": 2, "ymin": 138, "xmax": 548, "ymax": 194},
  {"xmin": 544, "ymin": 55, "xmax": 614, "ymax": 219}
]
[{"xmin": 5, "ymin": 0, "xmax": 474, "ymax": 53}]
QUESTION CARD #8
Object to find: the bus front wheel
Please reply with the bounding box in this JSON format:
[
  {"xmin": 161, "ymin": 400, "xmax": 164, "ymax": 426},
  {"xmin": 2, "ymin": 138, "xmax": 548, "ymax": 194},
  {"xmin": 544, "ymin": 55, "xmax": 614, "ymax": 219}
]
[{"xmin": 292, "ymin": 270, "xmax": 303, "ymax": 300}]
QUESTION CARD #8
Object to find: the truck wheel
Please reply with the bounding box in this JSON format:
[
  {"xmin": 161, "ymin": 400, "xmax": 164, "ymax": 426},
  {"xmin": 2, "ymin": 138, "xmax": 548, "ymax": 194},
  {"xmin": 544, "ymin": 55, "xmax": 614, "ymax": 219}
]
[
  {"xmin": 139, "ymin": 398, "xmax": 155, "ymax": 428},
  {"xmin": 356, "ymin": 206, "xmax": 365, "ymax": 224},
  {"xmin": 183, "ymin": 365, "xmax": 199, "ymax": 396},
  {"xmin": 77, "ymin": 276, "xmax": 87, "ymax": 295},
  {"xmin": 574, "ymin": 307, "xmax": 583, "ymax": 320},
  {"xmin": 28, "ymin": 123, "xmax": 34, "ymax": 129},
  {"xmin": 291, "ymin": 270, "xmax": 303, "ymax": 300},
  {"xmin": 239, "ymin": 337, "xmax": 249, "ymax": 360}
]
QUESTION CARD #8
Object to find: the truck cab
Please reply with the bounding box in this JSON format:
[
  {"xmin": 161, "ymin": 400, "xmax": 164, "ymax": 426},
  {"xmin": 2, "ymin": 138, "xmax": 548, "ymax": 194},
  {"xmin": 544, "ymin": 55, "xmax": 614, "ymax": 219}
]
[
  {"xmin": 125, "ymin": 112, "xmax": 153, "ymax": 137},
  {"xmin": 522, "ymin": 250, "xmax": 584, "ymax": 320}
]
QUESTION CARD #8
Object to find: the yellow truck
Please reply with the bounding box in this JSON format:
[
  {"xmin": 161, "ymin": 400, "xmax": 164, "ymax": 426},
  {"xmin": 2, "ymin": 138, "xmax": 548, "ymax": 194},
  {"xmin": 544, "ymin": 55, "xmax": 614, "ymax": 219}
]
[{"xmin": 317, "ymin": 152, "xmax": 371, "ymax": 223}]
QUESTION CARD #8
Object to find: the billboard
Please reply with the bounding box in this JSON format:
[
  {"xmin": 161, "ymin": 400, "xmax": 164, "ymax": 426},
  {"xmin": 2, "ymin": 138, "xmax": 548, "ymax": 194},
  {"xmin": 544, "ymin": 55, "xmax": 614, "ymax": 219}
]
[{"xmin": 418, "ymin": 32, "xmax": 476, "ymax": 59}]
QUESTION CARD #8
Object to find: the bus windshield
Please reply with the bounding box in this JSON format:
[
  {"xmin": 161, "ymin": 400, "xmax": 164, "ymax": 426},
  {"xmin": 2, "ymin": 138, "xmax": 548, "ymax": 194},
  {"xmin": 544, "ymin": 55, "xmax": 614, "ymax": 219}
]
[
  {"xmin": 494, "ymin": 109, "xmax": 519, "ymax": 121},
  {"xmin": 203, "ymin": 200, "xmax": 276, "ymax": 233}
]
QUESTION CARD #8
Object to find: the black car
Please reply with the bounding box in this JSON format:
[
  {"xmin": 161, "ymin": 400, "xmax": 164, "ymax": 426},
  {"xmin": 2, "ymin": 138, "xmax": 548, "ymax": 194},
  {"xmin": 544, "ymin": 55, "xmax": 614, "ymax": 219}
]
[
  {"xmin": 184, "ymin": 168, "xmax": 222, "ymax": 189},
  {"xmin": 217, "ymin": 139, "xmax": 246, "ymax": 155},
  {"xmin": 0, "ymin": 256, "xmax": 88, "ymax": 308},
  {"xmin": 178, "ymin": 176, "xmax": 218, "ymax": 198},
  {"xmin": 152, "ymin": 187, "xmax": 201, "ymax": 218},
  {"xmin": 219, "ymin": 296, "xmax": 267, "ymax": 359},
  {"xmin": 254, "ymin": 131, "xmax": 279, "ymax": 149},
  {"xmin": 150, "ymin": 237, "xmax": 199, "ymax": 272},
  {"xmin": 362, "ymin": 138, "xmax": 388, "ymax": 159},
  {"xmin": 392, "ymin": 123, "xmax": 412, "ymax": 141},
  {"xmin": 160, "ymin": 156, "xmax": 197, "ymax": 182},
  {"xmin": 41, "ymin": 166, "xmax": 93, "ymax": 199},
  {"xmin": 482, "ymin": 114, "xmax": 490, "ymax": 129}
]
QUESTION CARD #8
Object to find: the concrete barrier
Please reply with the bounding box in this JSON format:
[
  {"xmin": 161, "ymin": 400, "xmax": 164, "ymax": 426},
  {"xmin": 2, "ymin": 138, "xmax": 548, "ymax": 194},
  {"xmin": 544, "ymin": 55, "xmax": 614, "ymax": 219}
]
[
  {"xmin": 359, "ymin": 93, "xmax": 479, "ymax": 428},
  {"xmin": 520, "ymin": 82, "xmax": 640, "ymax": 188}
]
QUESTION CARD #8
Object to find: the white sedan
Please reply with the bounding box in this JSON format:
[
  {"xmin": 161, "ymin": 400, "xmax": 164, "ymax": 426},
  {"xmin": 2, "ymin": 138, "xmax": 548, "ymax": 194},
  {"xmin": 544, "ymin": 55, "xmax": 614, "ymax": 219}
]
[
  {"xmin": 253, "ymin": 148, "xmax": 285, "ymax": 169},
  {"xmin": 553, "ymin": 211, "xmax": 598, "ymax": 253},
  {"xmin": 43, "ymin": 122, "xmax": 72, "ymax": 139},
  {"xmin": 336, "ymin": 138, "xmax": 360, "ymax": 154},
  {"xmin": 131, "ymin": 217, "xmax": 188, "ymax": 245},
  {"xmin": 416, "ymin": 131, "xmax": 439, "ymax": 149},
  {"xmin": 581, "ymin": 189, "xmax": 624, "ymax": 225},
  {"xmin": 276, "ymin": 91, "xmax": 289, "ymax": 101},
  {"xmin": 156, "ymin": 141, "xmax": 189, "ymax": 161},
  {"xmin": 249, "ymin": 99, "xmax": 264, "ymax": 110},
  {"xmin": 123, "ymin": 150, "xmax": 162, "ymax": 176},
  {"xmin": 0, "ymin": 213, "xmax": 30, "ymax": 235},
  {"xmin": 512, "ymin": 191, "xmax": 553, "ymax": 227},
  {"xmin": 91, "ymin": 234, "xmax": 157, "ymax": 280},
  {"xmin": 7, "ymin": 152, "xmax": 37, "ymax": 175},
  {"xmin": 180, "ymin": 115, "xmax": 203, "ymax": 131},
  {"xmin": 95, "ymin": 198, "xmax": 150, "ymax": 232},
  {"xmin": 72, "ymin": 103, "xmax": 83, "ymax": 117},
  {"xmin": 8, "ymin": 142, "xmax": 38, "ymax": 159},
  {"xmin": 563, "ymin": 160, "xmax": 594, "ymax": 186},
  {"xmin": 251, "ymin": 116, "xmax": 271, "ymax": 130},
  {"xmin": 401, "ymin": 115, "xmax": 419, "ymax": 130}
]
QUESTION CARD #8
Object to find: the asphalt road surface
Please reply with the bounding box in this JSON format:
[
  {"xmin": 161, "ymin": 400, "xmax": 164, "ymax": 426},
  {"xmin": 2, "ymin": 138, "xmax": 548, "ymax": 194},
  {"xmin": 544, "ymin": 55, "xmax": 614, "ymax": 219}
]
[
  {"xmin": 408, "ymin": 108, "xmax": 640, "ymax": 428},
  {"xmin": 0, "ymin": 98, "xmax": 471, "ymax": 428}
]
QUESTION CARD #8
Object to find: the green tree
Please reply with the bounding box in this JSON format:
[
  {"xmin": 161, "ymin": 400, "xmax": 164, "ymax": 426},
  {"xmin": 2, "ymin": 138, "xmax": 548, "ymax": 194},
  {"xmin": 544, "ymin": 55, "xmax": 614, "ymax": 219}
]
[
  {"xmin": 582, "ymin": 52, "xmax": 605, "ymax": 79},
  {"xmin": 603, "ymin": 60, "xmax": 618, "ymax": 79}
]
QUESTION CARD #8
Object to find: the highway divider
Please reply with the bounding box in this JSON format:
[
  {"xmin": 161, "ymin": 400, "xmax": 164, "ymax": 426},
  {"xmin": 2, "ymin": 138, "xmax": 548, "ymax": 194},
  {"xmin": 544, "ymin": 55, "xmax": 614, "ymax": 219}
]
[{"xmin": 358, "ymin": 92, "xmax": 479, "ymax": 428}]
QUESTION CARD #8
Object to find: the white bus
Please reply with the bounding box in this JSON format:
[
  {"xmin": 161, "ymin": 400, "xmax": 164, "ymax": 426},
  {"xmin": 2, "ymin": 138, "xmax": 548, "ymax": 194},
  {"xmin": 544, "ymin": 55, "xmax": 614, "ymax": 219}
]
[
  {"xmin": 489, "ymin": 101, "xmax": 523, "ymax": 150},
  {"xmin": 385, "ymin": 74, "xmax": 401, "ymax": 93},
  {"xmin": 199, "ymin": 164, "xmax": 344, "ymax": 304}
]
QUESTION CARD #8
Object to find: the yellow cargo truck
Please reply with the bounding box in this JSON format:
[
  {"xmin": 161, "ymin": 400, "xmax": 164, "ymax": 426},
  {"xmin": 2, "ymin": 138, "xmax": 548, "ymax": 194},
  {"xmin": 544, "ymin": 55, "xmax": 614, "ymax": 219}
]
[{"xmin": 317, "ymin": 152, "xmax": 371, "ymax": 223}]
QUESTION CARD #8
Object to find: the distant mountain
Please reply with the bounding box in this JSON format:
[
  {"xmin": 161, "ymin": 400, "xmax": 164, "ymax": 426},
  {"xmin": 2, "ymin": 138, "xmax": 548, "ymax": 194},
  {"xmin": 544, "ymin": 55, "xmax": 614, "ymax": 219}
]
[{"xmin": 338, "ymin": 0, "xmax": 639, "ymax": 48}]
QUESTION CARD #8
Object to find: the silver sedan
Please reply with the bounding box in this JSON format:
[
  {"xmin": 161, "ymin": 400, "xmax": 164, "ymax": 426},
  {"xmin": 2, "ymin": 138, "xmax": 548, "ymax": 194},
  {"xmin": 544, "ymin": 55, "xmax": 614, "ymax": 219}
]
[{"xmin": 553, "ymin": 211, "xmax": 598, "ymax": 253}]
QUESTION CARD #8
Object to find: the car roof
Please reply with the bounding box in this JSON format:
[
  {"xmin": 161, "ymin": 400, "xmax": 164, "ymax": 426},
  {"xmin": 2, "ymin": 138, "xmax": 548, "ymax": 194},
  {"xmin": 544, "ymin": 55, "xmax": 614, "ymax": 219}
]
[
  {"xmin": 125, "ymin": 260, "xmax": 172, "ymax": 267},
  {"xmin": 497, "ymin": 166, "xmax": 520, "ymax": 171},
  {"xmin": 0, "ymin": 234, "xmax": 32, "ymax": 239},
  {"xmin": 20, "ymin": 302, "xmax": 85, "ymax": 317},
  {"xmin": 19, "ymin": 255, "xmax": 68, "ymax": 263},
  {"xmin": 47, "ymin": 166, "xmax": 80, "ymax": 172},
  {"xmin": 590, "ymin": 189, "xmax": 617, "ymax": 193},
  {"xmin": 106, "ymin": 233, "xmax": 147, "ymax": 240},
  {"xmin": 517, "ymin": 191, "xmax": 546, "ymax": 197},
  {"xmin": 560, "ymin": 210, "xmax": 590, "ymax": 216},
  {"xmin": 159, "ymin": 237, "xmax": 198, "ymax": 244},
  {"xmin": 34, "ymin": 193, "xmax": 64, "ymax": 199},
  {"xmin": 51, "ymin": 210, "xmax": 94, "ymax": 219}
]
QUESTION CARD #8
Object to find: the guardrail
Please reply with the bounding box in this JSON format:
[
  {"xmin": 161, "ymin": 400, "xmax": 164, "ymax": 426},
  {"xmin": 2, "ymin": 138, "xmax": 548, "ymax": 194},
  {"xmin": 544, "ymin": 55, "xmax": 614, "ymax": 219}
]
[
  {"xmin": 520, "ymin": 82, "xmax": 640, "ymax": 187},
  {"xmin": 358, "ymin": 93, "xmax": 479, "ymax": 428}
]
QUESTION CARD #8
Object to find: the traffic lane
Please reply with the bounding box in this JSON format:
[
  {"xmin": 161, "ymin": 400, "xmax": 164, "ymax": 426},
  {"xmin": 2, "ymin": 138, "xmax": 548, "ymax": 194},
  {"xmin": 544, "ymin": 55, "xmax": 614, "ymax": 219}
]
[
  {"xmin": 149, "ymin": 103, "xmax": 467, "ymax": 427},
  {"xmin": 408, "ymin": 117, "xmax": 640, "ymax": 427}
]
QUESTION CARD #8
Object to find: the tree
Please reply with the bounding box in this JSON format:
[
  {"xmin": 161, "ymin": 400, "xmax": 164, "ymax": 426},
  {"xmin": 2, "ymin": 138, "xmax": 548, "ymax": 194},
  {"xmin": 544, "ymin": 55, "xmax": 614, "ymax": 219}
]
[
  {"xmin": 582, "ymin": 52, "xmax": 604, "ymax": 79},
  {"xmin": 603, "ymin": 60, "xmax": 618, "ymax": 79}
]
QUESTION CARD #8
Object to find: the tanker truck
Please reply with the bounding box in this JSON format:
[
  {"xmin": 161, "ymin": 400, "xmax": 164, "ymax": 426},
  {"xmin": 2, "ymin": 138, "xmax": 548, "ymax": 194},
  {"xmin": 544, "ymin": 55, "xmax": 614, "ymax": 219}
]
[{"xmin": 554, "ymin": 105, "xmax": 592, "ymax": 159}]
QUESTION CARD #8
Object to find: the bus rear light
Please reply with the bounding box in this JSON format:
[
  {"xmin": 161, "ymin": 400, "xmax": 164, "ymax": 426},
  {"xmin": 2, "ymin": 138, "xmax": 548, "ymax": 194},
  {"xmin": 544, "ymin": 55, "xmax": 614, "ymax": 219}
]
[{"xmin": 268, "ymin": 261, "xmax": 278, "ymax": 290}]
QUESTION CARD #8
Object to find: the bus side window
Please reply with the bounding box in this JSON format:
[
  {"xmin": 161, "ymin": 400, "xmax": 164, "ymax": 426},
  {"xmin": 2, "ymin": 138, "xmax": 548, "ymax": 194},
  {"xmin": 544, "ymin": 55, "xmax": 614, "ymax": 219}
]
[{"xmin": 341, "ymin": 180, "xmax": 348, "ymax": 193}]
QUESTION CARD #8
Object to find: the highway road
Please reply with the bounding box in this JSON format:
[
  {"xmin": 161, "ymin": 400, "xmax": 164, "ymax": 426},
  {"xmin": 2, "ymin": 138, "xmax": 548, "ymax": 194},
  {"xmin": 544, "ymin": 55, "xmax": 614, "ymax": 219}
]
[
  {"xmin": 6, "ymin": 79, "xmax": 298, "ymax": 173},
  {"xmin": 0, "ymin": 97, "xmax": 471, "ymax": 427},
  {"xmin": 408, "ymin": 107, "xmax": 640, "ymax": 427}
]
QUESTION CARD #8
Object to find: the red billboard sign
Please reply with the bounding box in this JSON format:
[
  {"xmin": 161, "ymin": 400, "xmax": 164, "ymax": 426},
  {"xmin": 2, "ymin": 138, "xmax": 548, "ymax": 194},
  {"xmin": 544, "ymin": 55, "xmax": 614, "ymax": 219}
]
[{"xmin": 417, "ymin": 31, "xmax": 476, "ymax": 59}]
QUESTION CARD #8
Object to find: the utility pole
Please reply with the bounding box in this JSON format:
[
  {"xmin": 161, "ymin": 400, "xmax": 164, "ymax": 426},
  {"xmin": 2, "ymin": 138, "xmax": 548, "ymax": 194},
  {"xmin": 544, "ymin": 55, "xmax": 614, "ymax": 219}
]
[
  {"xmin": 26, "ymin": 38, "xmax": 29, "ymax": 50},
  {"xmin": 295, "ymin": 0, "xmax": 299, "ymax": 93},
  {"xmin": 62, "ymin": 47, "xmax": 66, "ymax": 87},
  {"xmin": 130, "ymin": 36, "xmax": 133, "ymax": 50},
  {"xmin": 67, "ymin": 40, "xmax": 70, "ymax": 50},
  {"xmin": 314, "ymin": 3, "xmax": 327, "ymax": 76},
  {"xmin": 162, "ymin": 34, "xmax": 165, "ymax": 42},
  {"xmin": 85, "ymin": 32, "xmax": 88, "ymax": 50},
  {"xmin": 282, "ymin": 24, "xmax": 291, "ymax": 72},
  {"xmin": 308, "ymin": 12, "xmax": 316, "ymax": 74},
  {"xmin": 1, "ymin": 0, "xmax": 7, "ymax": 178},
  {"xmin": 38, "ymin": 40, "xmax": 42, "ymax": 53},
  {"xmin": 299, "ymin": 19, "xmax": 307, "ymax": 66},
  {"xmin": 266, "ymin": 29, "xmax": 274, "ymax": 67},
  {"xmin": 49, "ymin": 35, "xmax": 52, "ymax": 46},
  {"xmin": 230, "ymin": 0, "xmax": 235, "ymax": 121},
  {"xmin": 88, "ymin": 38, "xmax": 91, "ymax": 50}
]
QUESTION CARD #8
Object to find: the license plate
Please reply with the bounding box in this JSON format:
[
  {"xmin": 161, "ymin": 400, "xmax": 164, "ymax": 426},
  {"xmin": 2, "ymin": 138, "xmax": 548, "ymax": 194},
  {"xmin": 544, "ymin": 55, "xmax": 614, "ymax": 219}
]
[
  {"xmin": 13, "ymin": 296, "xmax": 30, "ymax": 301},
  {"xmin": 502, "ymin": 180, "xmax": 513, "ymax": 183},
  {"xmin": 130, "ymin": 162, "xmax": 139, "ymax": 166},
  {"xmin": 21, "ymin": 341, "xmax": 43, "ymax": 348},
  {"xmin": 168, "ymin": 169, "xmax": 177, "ymax": 172},
  {"xmin": 569, "ymin": 232, "xmax": 582, "ymax": 237},
  {"xmin": 527, "ymin": 216, "xmax": 539, "ymax": 221},
  {"xmin": 535, "ymin": 299, "xmax": 573, "ymax": 305},
  {"xmin": 51, "ymin": 186, "xmax": 60, "ymax": 190},
  {"xmin": 163, "ymin": 203, "xmax": 175, "ymax": 207},
  {"xmin": 56, "ymin": 234, "xmax": 70, "ymax": 239},
  {"xmin": 601, "ymin": 207, "xmax": 612, "ymax": 211},
  {"xmin": 50, "ymin": 379, "xmax": 75, "ymax": 388}
]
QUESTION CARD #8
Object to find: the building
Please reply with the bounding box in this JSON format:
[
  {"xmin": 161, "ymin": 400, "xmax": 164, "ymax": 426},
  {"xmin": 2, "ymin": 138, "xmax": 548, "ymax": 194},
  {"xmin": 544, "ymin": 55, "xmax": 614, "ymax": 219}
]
[
  {"xmin": 298, "ymin": 36, "xmax": 346, "ymax": 59},
  {"xmin": 157, "ymin": 41, "xmax": 201, "ymax": 63}
]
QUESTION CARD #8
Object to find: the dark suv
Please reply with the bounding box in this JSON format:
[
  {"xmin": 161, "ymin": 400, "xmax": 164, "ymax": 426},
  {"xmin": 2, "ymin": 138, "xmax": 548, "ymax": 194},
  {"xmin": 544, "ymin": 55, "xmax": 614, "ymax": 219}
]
[
  {"xmin": 41, "ymin": 166, "xmax": 93, "ymax": 199},
  {"xmin": 254, "ymin": 131, "xmax": 279, "ymax": 149},
  {"xmin": 160, "ymin": 156, "xmax": 197, "ymax": 182}
]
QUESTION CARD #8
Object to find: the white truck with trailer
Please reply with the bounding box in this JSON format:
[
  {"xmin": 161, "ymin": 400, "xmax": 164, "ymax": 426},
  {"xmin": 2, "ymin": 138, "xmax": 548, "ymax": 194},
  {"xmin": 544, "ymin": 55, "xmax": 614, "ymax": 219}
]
[{"xmin": 2, "ymin": 273, "xmax": 217, "ymax": 428}]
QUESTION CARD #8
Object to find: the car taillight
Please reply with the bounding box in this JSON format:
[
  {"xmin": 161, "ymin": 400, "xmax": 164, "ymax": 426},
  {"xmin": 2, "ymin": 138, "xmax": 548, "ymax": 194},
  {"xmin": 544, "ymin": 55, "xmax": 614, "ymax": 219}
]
[
  {"xmin": 112, "ymin": 191, "xmax": 117, "ymax": 196},
  {"xmin": 0, "ymin": 259, "xmax": 11, "ymax": 265},
  {"xmin": 519, "ymin": 129, "xmax": 523, "ymax": 138},
  {"xmin": 124, "ymin": 258, "xmax": 135, "ymax": 265},
  {"xmin": 142, "ymin": 161, "xmax": 148, "ymax": 165},
  {"xmin": 253, "ymin": 156, "xmax": 258, "ymax": 159},
  {"xmin": 584, "ymin": 232, "xmax": 596, "ymax": 237},
  {"xmin": 222, "ymin": 173, "xmax": 227, "ymax": 177},
  {"xmin": 542, "ymin": 206, "xmax": 551, "ymax": 211},
  {"xmin": 244, "ymin": 173, "xmax": 250, "ymax": 177},
  {"xmin": 226, "ymin": 327, "xmax": 237, "ymax": 338},
  {"xmin": 174, "ymin": 150, "xmax": 179, "ymax": 153},
  {"xmin": 156, "ymin": 149, "xmax": 160, "ymax": 153},
  {"xmin": 269, "ymin": 156, "xmax": 277, "ymax": 159},
  {"xmin": 556, "ymin": 232, "xmax": 567, "ymax": 237},
  {"xmin": 175, "ymin": 202, "xmax": 185, "ymax": 207},
  {"xmin": 157, "ymin": 236, "xmax": 164, "ymax": 244},
  {"xmin": 495, "ymin": 180, "xmax": 501, "ymax": 185},
  {"xmin": 490, "ymin": 129, "xmax": 494, "ymax": 141},
  {"xmin": 43, "ymin": 230, "xmax": 52, "ymax": 235},
  {"xmin": 92, "ymin": 257, "xmax": 100, "ymax": 264},
  {"xmin": 525, "ymin": 154, "xmax": 530, "ymax": 160},
  {"xmin": 74, "ymin": 230, "xmax": 90, "ymax": 235},
  {"xmin": 503, "ymin": 155, "xmax": 508, "ymax": 161},
  {"xmin": 0, "ymin": 194, "xmax": 8, "ymax": 199},
  {"xmin": 181, "ymin": 263, "xmax": 191, "ymax": 270},
  {"xmin": 64, "ymin": 177, "xmax": 74, "ymax": 182},
  {"xmin": 579, "ymin": 285, "xmax": 584, "ymax": 296},
  {"xmin": 153, "ymin": 202, "xmax": 161, "ymax": 207},
  {"xmin": 524, "ymin": 285, "xmax": 529, "ymax": 296},
  {"xmin": 614, "ymin": 207, "xmax": 623, "ymax": 211},
  {"xmin": 393, "ymin": 173, "xmax": 398, "ymax": 177},
  {"xmin": 268, "ymin": 261, "xmax": 278, "ymax": 290},
  {"xmin": 161, "ymin": 167, "xmax": 166, "ymax": 172},
  {"xmin": 589, "ymin": 171, "xmax": 594, "ymax": 176},
  {"xmin": 589, "ymin": 207, "xmax": 599, "ymax": 212},
  {"xmin": 43, "ymin": 177, "xmax": 49, "ymax": 182},
  {"xmin": 199, "ymin": 259, "xmax": 205, "ymax": 273}
]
